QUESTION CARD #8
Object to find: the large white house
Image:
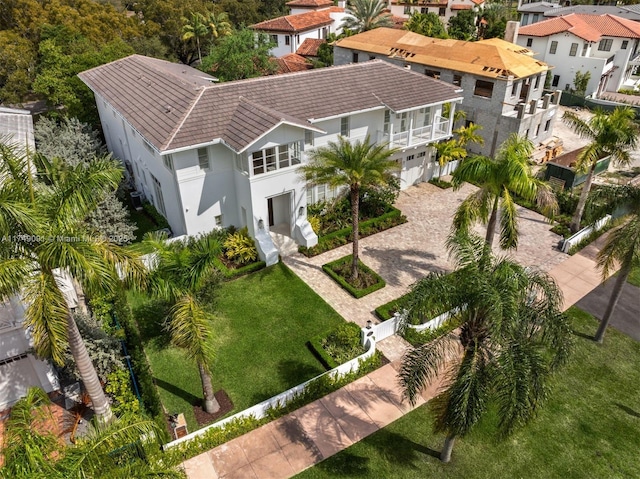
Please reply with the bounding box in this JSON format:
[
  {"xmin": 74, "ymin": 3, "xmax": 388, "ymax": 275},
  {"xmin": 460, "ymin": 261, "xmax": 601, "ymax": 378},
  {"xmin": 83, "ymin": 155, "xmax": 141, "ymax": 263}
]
[
  {"xmin": 516, "ymin": 13, "xmax": 640, "ymax": 97},
  {"xmin": 388, "ymin": 0, "xmax": 485, "ymax": 26},
  {"xmin": 79, "ymin": 57, "xmax": 462, "ymax": 262}
]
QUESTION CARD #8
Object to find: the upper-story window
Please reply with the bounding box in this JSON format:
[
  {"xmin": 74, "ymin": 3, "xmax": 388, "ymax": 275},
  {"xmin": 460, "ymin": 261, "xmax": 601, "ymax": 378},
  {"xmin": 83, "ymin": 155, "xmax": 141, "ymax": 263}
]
[
  {"xmin": 474, "ymin": 80, "xmax": 494, "ymax": 98},
  {"xmin": 598, "ymin": 38, "xmax": 613, "ymax": 52},
  {"xmin": 549, "ymin": 41, "xmax": 558, "ymax": 54},
  {"xmin": 438, "ymin": 7, "xmax": 446, "ymax": 16},
  {"xmin": 352, "ymin": 52, "xmax": 358, "ymax": 63},
  {"xmin": 304, "ymin": 130, "xmax": 314, "ymax": 147},
  {"xmin": 383, "ymin": 110, "xmax": 390, "ymax": 135},
  {"xmin": 251, "ymin": 142, "xmax": 301, "ymax": 176},
  {"xmin": 404, "ymin": 5, "xmax": 411, "ymax": 14},
  {"xmin": 622, "ymin": 40, "xmax": 629, "ymax": 50},
  {"xmin": 582, "ymin": 43, "xmax": 588, "ymax": 56},
  {"xmin": 526, "ymin": 38, "xmax": 533, "ymax": 47},
  {"xmin": 569, "ymin": 43, "xmax": 578, "ymax": 56},
  {"xmin": 163, "ymin": 154, "xmax": 173, "ymax": 171},
  {"xmin": 197, "ymin": 147, "xmax": 210, "ymax": 171},
  {"xmin": 425, "ymin": 69, "xmax": 440, "ymax": 79},
  {"xmin": 340, "ymin": 116, "xmax": 350, "ymax": 137},
  {"xmin": 453, "ymin": 74, "xmax": 462, "ymax": 86},
  {"xmin": 534, "ymin": 75, "xmax": 540, "ymax": 89},
  {"xmin": 285, "ymin": 36, "xmax": 290, "ymax": 46},
  {"xmin": 270, "ymin": 34, "xmax": 278, "ymax": 45},
  {"xmin": 511, "ymin": 81, "xmax": 518, "ymax": 96}
]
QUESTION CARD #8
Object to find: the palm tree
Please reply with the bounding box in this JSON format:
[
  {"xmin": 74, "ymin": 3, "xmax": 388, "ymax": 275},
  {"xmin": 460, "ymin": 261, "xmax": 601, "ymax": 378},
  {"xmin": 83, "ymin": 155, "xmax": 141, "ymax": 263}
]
[
  {"xmin": 0, "ymin": 143, "xmax": 145, "ymax": 424},
  {"xmin": 144, "ymin": 232, "xmax": 222, "ymax": 414},
  {"xmin": 589, "ymin": 185, "xmax": 640, "ymax": 343},
  {"xmin": 454, "ymin": 122, "xmax": 484, "ymax": 149},
  {"xmin": 341, "ymin": 0, "xmax": 393, "ymax": 33},
  {"xmin": 434, "ymin": 139, "xmax": 467, "ymax": 172},
  {"xmin": 451, "ymin": 133, "xmax": 557, "ymax": 250},
  {"xmin": 399, "ymin": 233, "xmax": 571, "ymax": 462},
  {"xmin": 182, "ymin": 12, "xmax": 209, "ymax": 63},
  {"xmin": 299, "ymin": 135, "xmax": 399, "ymax": 281},
  {"xmin": 207, "ymin": 11, "xmax": 232, "ymax": 41},
  {"xmin": 562, "ymin": 107, "xmax": 638, "ymax": 233}
]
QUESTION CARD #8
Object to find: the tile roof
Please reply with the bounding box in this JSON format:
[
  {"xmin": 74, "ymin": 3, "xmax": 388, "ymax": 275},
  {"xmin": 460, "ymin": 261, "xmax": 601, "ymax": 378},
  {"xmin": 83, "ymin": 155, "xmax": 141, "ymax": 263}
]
[
  {"xmin": 275, "ymin": 53, "xmax": 313, "ymax": 73},
  {"xmin": 450, "ymin": 4, "xmax": 473, "ymax": 10},
  {"xmin": 0, "ymin": 107, "xmax": 35, "ymax": 152},
  {"xmin": 544, "ymin": 4, "xmax": 640, "ymax": 22},
  {"xmin": 335, "ymin": 28, "xmax": 550, "ymax": 80},
  {"xmin": 518, "ymin": 1, "xmax": 559, "ymax": 14},
  {"xmin": 296, "ymin": 38, "xmax": 325, "ymax": 56},
  {"xmin": 250, "ymin": 10, "xmax": 334, "ymax": 32},
  {"xmin": 285, "ymin": 0, "xmax": 333, "ymax": 7},
  {"xmin": 471, "ymin": 0, "xmax": 485, "ymax": 5},
  {"xmin": 79, "ymin": 56, "xmax": 462, "ymax": 153},
  {"xmin": 519, "ymin": 13, "xmax": 640, "ymax": 41}
]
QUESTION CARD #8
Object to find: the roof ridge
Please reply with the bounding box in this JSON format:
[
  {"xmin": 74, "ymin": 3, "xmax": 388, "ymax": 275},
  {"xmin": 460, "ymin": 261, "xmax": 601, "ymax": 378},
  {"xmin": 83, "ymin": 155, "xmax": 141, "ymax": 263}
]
[{"xmin": 163, "ymin": 87, "xmax": 206, "ymax": 150}]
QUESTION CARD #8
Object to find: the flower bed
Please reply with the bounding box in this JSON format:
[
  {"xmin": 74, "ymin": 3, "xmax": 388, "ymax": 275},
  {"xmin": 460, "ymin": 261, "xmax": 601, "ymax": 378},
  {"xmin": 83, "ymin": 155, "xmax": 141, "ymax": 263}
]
[{"xmin": 322, "ymin": 255, "xmax": 386, "ymax": 298}]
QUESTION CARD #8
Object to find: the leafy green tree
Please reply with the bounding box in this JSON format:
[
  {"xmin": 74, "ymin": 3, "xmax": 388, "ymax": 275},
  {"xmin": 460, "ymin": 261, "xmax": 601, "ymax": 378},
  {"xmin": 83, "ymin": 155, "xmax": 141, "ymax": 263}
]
[
  {"xmin": 341, "ymin": 0, "xmax": 393, "ymax": 33},
  {"xmin": 452, "ymin": 134, "xmax": 557, "ymax": 250},
  {"xmin": 589, "ymin": 185, "xmax": 640, "ymax": 343},
  {"xmin": 405, "ymin": 12, "xmax": 448, "ymax": 38},
  {"xmin": 399, "ymin": 233, "xmax": 571, "ymax": 462},
  {"xmin": 434, "ymin": 139, "xmax": 467, "ymax": 169},
  {"xmin": 217, "ymin": 0, "xmax": 262, "ymax": 26},
  {"xmin": 572, "ymin": 70, "xmax": 591, "ymax": 97},
  {"xmin": 299, "ymin": 135, "xmax": 399, "ymax": 281},
  {"xmin": 447, "ymin": 9, "xmax": 477, "ymax": 40},
  {"xmin": 182, "ymin": 12, "xmax": 209, "ymax": 64},
  {"xmin": 562, "ymin": 107, "xmax": 638, "ymax": 233},
  {"xmin": 0, "ymin": 31, "xmax": 37, "ymax": 104},
  {"xmin": 479, "ymin": 3, "xmax": 510, "ymax": 39},
  {"xmin": 0, "ymin": 142, "xmax": 145, "ymax": 424},
  {"xmin": 454, "ymin": 122, "xmax": 484, "ymax": 149},
  {"xmin": 143, "ymin": 232, "xmax": 223, "ymax": 414},
  {"xmin": 201, "ymin": 28, "xmax": 277, "ymax": 81},
  {"xmin": 207, "ymin": 11, "xmax": 233, "ymax": 41}
]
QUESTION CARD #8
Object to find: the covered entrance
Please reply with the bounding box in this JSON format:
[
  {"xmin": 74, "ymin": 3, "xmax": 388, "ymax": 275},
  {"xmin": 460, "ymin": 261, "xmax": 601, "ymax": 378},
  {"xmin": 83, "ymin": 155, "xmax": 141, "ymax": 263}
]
[{"xmin": 267, "ymin": 192, "xmax": 292, "ymax": 235}]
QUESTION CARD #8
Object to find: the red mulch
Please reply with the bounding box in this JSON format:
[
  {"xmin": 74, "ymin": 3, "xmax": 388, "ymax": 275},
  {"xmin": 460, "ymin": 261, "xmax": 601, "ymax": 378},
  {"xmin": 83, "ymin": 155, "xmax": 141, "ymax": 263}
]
[{"xmin": 192, "ymin": 390, "xmax": 234, "ymax": 427}]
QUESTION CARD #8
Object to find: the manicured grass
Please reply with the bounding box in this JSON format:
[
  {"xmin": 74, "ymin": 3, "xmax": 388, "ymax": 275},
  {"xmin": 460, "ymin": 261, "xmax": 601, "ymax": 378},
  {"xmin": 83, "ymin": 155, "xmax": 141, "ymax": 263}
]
[
  {"xmin": 131, "ymin": 263, "xmax": 345, "ymax": 432},
  {"xmin": 295, "ymin": 307, "xmax": 640, "ymax": 479},
  {"xmin": 627, "ymin": 265, "xmax": 640, "ymax": 288}
]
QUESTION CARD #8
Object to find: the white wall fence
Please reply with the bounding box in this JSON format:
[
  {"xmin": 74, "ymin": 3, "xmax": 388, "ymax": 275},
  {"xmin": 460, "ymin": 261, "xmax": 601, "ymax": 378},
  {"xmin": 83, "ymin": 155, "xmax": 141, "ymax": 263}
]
[
  {"xmin": 364, "ymin": 308, "xmax": 459, "ymax": 343},
  {"xmin": 561, "ymin": 215, "xmax": 611, "ymax": 253}
]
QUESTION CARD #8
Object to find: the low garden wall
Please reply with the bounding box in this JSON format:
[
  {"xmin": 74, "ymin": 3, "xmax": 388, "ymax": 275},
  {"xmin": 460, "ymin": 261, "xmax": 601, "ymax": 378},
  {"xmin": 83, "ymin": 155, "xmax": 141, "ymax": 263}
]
[{"xmin": 560, "ymin": 215, "xmax": 612, "ymax": 253}]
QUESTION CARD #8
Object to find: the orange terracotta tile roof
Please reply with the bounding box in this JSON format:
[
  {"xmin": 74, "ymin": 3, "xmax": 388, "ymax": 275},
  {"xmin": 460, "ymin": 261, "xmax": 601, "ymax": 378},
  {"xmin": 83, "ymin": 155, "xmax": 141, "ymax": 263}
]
[
  {"xmin": 391, "ymin": 0, "xmax": 447, "ymax": 5},
  {"xmin": 286, "ymin": 0, "xmax": 333, "ymax": 7},
  {"xmin": 275, "ymin": 53, "xmax": 313, "ymax": 73},
  {"xmin": 392, "ymin": 15, "xmax": 407, "ymax": 29},
  {"xmin": 251, "ymin": 10, "xmax": 334, "ymax": 33},
  {"xmin": 335, "ymin": 28, "xmax": 550, "ymax": 79},
  {"xmin": 519, "ymin": 13, "xmax": 640, "ymax": 41},
  {"xmin": 296, "ymin": 38, "xmax": 326, "ymax": 56},
  {"xmin": 471, "ymin": 0, "xmax": 485, "ymax": 5},
  {"xmin": 450, "ymin": 4, "xmax": 474, "ymax": 10}
]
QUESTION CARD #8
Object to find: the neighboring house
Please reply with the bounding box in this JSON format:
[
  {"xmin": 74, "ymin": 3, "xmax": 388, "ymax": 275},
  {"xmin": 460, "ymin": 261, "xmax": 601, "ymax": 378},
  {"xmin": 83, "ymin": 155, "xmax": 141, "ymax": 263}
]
[
  {"xmin": 274, "ymin": 53, "xmax": 313, "ymax": 73},
  {"xmin": 518, "ymin": 2, "xmax": 560, "ymax": 27},
  {"xmin": 517, "ymin": 14, "xmax": 640, "ymax": 97},
  {"xmin": 79, "ymin": 56, "xmax": 462, "ymax": 263},
  {"xmin": 389, "ymin": 0, "xmax": 485, "ymax": 26},
  {"xmin": 334, "ymin": 28, "xmax": 561, "ymax": 157},
  {"xmin": 250, "ymin": 5, "xmax": 347, "ymax": 58},
  {"xmin": 0, "ymin": 108, "xmax": 59, "ymax": 411},
  {"xmin": 296, "ymin": 38, "xmax": 326, "ymax": 59}
]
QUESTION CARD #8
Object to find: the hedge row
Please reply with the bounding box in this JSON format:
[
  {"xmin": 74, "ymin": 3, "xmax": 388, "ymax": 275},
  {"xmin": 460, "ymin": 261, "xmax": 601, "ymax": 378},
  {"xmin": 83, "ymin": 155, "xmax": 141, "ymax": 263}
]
[
  {"xmin": 374, "ymin": 293, "xmax": 410, "ymax": 321},
  {"xmin": 308, "ymin": 335, "xmax": 339, "ymax": 370},
  {"xmin": 213, "ymin": 258, "xmax": 267, "ymax": 280},
  {"xmin": 142, "ymin": 201, "xmax": 170, "ymax": 230},
  {"xmin": 300, "ymin": 208, "xmax": 407, "ymax": 257},
  {"xmin": 428, "ymin": 177, "xmax": 453, "ymax": 189},
  {"xmin": 322, "ymin": 255, "xmax": 386, "ymax": 299}
]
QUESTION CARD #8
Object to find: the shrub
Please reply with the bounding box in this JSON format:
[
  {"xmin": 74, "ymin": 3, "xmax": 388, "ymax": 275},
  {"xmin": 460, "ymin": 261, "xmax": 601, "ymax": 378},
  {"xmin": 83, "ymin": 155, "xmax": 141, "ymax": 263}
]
[
  {"xmin": 309, "ymin": 323, "xmax": 365, "ymax": 368},
  {"xmin": 428, "ymin": 177, "xmax": 453, "ymax": 189},
  {"xmin": 105, "ymin": 369, "xmax": 141, "ymax": 416},
  {"xmin": 402, "ymin": 316, "xmax": 463, "ymax": 347},
  {"xmin": 223, "ymin": 227, "xmax": 258, "ymax": 265},
  {"xmin": 551, "ymin": 223, "xmax": 572, "ymax": 239},
  {"xmin": 307, "ymin": 214, "xmax": 321, "ymax": 234},
  {"xmin": 359, "ymin": 176, "xmax": 400, "ymax": 218},
  {"xmin": 374, "ymin": 294, "xmax": 409, "ymax": 321},
  {"xmin": 142, "ymin": 201, "xmax": 170, "ymax": 229}
]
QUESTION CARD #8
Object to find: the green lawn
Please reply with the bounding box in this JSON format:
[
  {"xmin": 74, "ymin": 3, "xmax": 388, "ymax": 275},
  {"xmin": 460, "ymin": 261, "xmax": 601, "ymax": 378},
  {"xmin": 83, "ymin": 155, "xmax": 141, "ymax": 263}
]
[
  {"xmin": 296, "ymin": 307, "xmax": 640, "ymax": 479},
  {"xmin": 130, "ymin": 263, "xmax": 345, "ymax": 431},
  {"xmin": 627, "ymin": 265, "xmax": 640, "ymax": 288}
]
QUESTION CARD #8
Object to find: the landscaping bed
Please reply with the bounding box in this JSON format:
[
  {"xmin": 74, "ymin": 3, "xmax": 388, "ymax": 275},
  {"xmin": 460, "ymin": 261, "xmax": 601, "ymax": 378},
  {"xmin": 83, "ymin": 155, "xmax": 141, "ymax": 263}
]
[
  {"xmin": 323, "ymin": 255, "xmax": 386, "ymax": 298},
  {"xmin": 309, "ymin": 322, "xmax": 367, "ymax": 369}
]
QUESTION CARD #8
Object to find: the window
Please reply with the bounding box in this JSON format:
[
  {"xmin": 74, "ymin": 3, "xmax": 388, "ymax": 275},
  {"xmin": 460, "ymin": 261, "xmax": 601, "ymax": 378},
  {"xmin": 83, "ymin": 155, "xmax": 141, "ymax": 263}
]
[
  {"xmin": 473, "ymin": 79, "xmax": 494, "ymax": 98},
  {"xmin": 214, "ymin": 215, "xmax": 223, "ymax": 227},
  {"xmin": 549, "ymin": 41, "xmax": 558, "ymax": 54},
  {"xmin": 270, "ymin": 34, "xmax": 278, "ymax": 45},
  {"xmin": 453, "ymin": 74, "xmax": 462, "ymax": 86},
  {"xmin": 163, "ymin": 154, "xmax": 173, "ymax": 171},
  {"xmin": 535, "ymin": 123, "xmax": 541, "ymax": 137},
  {"xmin": 526, "ymin": 38, "xmax": 533, "ymax": 47},
  {"xmin": 304, "ymin": 129, "xmax": 314, "ymax": 147},
  {"xmin": 197, "ymin": 147, "xmax": 209, "ymax": 171},
  {"xmin": 285, "ymin": 36, "xmax": 290, "ymax": 46},
  {"xmin": 438, "ymin": 7, "xmax": 446, "ymax": 16},
  {"xmin": 534, "ymin": 75, "xmax": 540, "ymax": 89},
  {"xmin": 598, "ymin": 38, "xmax": 613, "ymax": 52},
  {"xmin": 406, "ymin": 154, "xmax": 414, "ymax": 162},
  {"xmin": 552, "ymin": 75, "xmax": 560, "ymax": 87},
  {"xmin": 511, "ymin": 81, "xmax": 518, "ymax": 96},
  {"xmin": 420, "ymin": 7, "xmax": 427, "ymax": 13},
  {"xmin": 622, "ymin": 40, "xmax": 629, "ymax": 50},
  {"xmin": 417, "ymin": 151, "xmax": 426, "ymax": 158},
  {"xmin": 383, "ymin": 109, "xmax": 390, "ymax": 135},
  {"xmin": 251, "ymin": 142, "xmax": 301, "ymax": 176},
  {"xmin": 404, "ymin": 5, "xmax": 411, "ymax": 14},
  {"xmin": 352, "ymin": 52, "xmax": 358, "ymax": 63},
  {"xmin": 340, "ymin": 116, "xmax": 350, "ymax": 137},
  {"xmin": 369, "ymin": 55, "xmax": 375, "ymax": 60},
  {"xmin": 533, "ymin": 13, "xmax": 539, "ymax": 23},
  {"xmin": 425, "ymin": 69, "xmax": 440, "ymax": 79},
  {"xmin": 151, "ymin": 174, "xmax": 166, "ymax": 216},
  {"xmin": 522, "ymin": 14, "xmax": 529, "ymax": 26},
  {"xmin": 524, "ymin": 129, "xmax": 530, "ymax": 138},
  {"xmin": 544, "ymin": 119, "xmax": 551, "ymax": 132},
  {"xmin": 569, "ymin": 43, "xmax": 578, "ymax": 56},
  {"xmin": 582, "ymin": 43, "xmax": 588, "ymax": 56}
]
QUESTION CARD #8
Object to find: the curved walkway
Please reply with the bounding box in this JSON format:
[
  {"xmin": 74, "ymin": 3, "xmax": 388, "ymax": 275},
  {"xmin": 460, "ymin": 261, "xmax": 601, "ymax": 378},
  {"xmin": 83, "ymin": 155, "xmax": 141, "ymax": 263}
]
[{"xmin": 183, "ymin": 184, "xmax": 606, "ymax": 479}]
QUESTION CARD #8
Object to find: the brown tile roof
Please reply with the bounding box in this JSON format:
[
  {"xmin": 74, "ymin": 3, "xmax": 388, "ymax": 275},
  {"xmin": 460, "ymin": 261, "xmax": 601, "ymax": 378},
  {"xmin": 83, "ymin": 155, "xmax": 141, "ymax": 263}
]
[
  {"xmin": 286, "ymin": 0, "xmax": 333, "ymax": 7},
  {"xmin": 392, "ymin": 16, "xmax": 407, "ymax": 29},
  {"xmin": 519, "ymin": 13, "xmax": 640, "ymax": 41},
  {"xmin": 335, "ymin": 28, "xmax": 550, "ymax": 80},
  {"xmin": 296, "ymin": 38, "xmax": 326, "ymax": 56},
  {"xmin": 471, "ymin": 0, "xmax": 485, "ymax": 5},
  {"xmin": 450, "ymin": 4, "xmax": 473, "ymax": 10},
  {"xmin": 275, "ymin": 53, "xmax": 314, "ymax": 73},
  {"xmin": 250, "ymin": 10, "xmax": 334, "ymax": 33},
  {"xmin": 79, "ymin": 56, "xmax": 462, "ymax": 153}
]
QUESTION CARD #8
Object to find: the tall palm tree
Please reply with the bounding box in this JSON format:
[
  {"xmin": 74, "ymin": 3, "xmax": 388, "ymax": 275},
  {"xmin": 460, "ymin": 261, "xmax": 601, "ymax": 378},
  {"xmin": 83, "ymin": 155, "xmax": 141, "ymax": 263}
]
[
  {"xmin": 589, "ymin": 185, "xmax": 640, "ymax": 343},
  {"xmin": 207, "ymin": 11, "xmax": 232, "ymax": 41},
  {"xmin": 399, "ymin": 233, "xmax": 571, "ymax": 462},
  {"xmin": 454, "ymin": 122, "xmax": 484, "ymax": 149},
  {"xmin": 451, "ymin": 133, "xmax": 557, "ymax": 250},
  {"xmin": 299, "ymin": 135, "xmax": 399, "ymax": 281},
  {"xmin": 341, "ymin": 0, "xmax": 393, "ymax": 33},
  {"xmin": 182, "ymin": 12, "xmax": 209, "ymax": 63},
  {"xmin": 562, "ymin": 107, "xmax": 638, "ymax": 233},
  {"xmin": 0, "ymin": 143, "xmax": 146, "ymax": 424},
  {"xmin": 144, "ymin": 232, "xmax": 222, "ymax": 414}
]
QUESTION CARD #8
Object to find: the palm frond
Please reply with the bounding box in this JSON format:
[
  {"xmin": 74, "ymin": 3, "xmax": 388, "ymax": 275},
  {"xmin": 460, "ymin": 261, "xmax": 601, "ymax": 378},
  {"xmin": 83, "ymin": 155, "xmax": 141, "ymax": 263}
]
[
  {"xmin": 166, "ymin": 294, "xmax": 215, "ymax": 366},
  {"xmin": 499, "ymin": 188, "xmax": 519, "ymax": 250}
]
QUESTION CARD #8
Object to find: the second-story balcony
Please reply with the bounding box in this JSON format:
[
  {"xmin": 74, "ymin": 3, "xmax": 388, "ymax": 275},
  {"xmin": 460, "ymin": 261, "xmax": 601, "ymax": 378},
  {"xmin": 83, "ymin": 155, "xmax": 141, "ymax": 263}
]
[{"xmin": 385, "ymin": 116, "xmax": 451, "ymax": 148}]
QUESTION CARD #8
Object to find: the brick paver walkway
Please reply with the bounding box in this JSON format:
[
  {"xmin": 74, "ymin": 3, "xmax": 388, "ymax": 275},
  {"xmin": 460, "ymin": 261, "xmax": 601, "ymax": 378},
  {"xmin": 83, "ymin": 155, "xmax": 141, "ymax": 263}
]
[{"xmin": 182, "ymin": 184, "xmax": 610, "ymax": 479}]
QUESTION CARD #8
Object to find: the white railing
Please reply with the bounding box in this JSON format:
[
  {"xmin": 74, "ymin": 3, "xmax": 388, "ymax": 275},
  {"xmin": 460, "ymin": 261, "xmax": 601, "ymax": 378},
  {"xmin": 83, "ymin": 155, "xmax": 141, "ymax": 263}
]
[
  {"xmin": 367, "ymin": 306, "xmax": 460, "ymax": 342},
  {"xmin": 561, "ymin": 215, "xmax": 611, "ymax": 253},
  {"xmin": 163, "ymin": 332, "xmax": 377, "ymax": 450}
]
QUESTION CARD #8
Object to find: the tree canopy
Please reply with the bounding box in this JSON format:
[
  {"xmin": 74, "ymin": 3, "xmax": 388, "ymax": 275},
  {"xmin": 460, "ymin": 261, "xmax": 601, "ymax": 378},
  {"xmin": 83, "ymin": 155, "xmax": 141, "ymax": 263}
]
[{"xmin": 405, "ymin": 12, "xmax": 448, "ymax": 38}]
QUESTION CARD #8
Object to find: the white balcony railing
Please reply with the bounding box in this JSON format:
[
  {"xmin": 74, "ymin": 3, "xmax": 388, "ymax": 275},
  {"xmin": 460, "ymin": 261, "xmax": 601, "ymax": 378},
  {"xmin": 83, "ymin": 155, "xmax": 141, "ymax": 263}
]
[{"xmin": 390, "ymin": 118, "xmax": 450, "ymax": 148}]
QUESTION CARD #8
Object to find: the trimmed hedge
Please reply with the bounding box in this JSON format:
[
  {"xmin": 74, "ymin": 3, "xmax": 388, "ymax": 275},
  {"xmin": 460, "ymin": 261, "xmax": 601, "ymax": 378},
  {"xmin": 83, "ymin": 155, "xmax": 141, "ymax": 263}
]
[
  {"xmin": 308, "ymin": 335, "xmax": 339, "ymax": 370},
  {"xmin": 374, "ymin": 293, "xmax": 410, "ymax": 321},
  {"xmin": 142, "ymin": 201, "xmax": 170, "ymax": 230},
  {"xmin": 308, "ymin": 322, "xmax": 364, "ymax": 370},
  {"xmin": 428, "ymin": 177, "xmax": 453, "ymax": 189},
  {"xmin": 322, "ymin": 255, "xmax": 386, "ymax": 299},
  {"xmin": 300, "ymin": 207, "xmax": 407, "ymax": 257},
  {"xmin": 213, "ymin": 258, "xmax": 266, "ymax": 279}
]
